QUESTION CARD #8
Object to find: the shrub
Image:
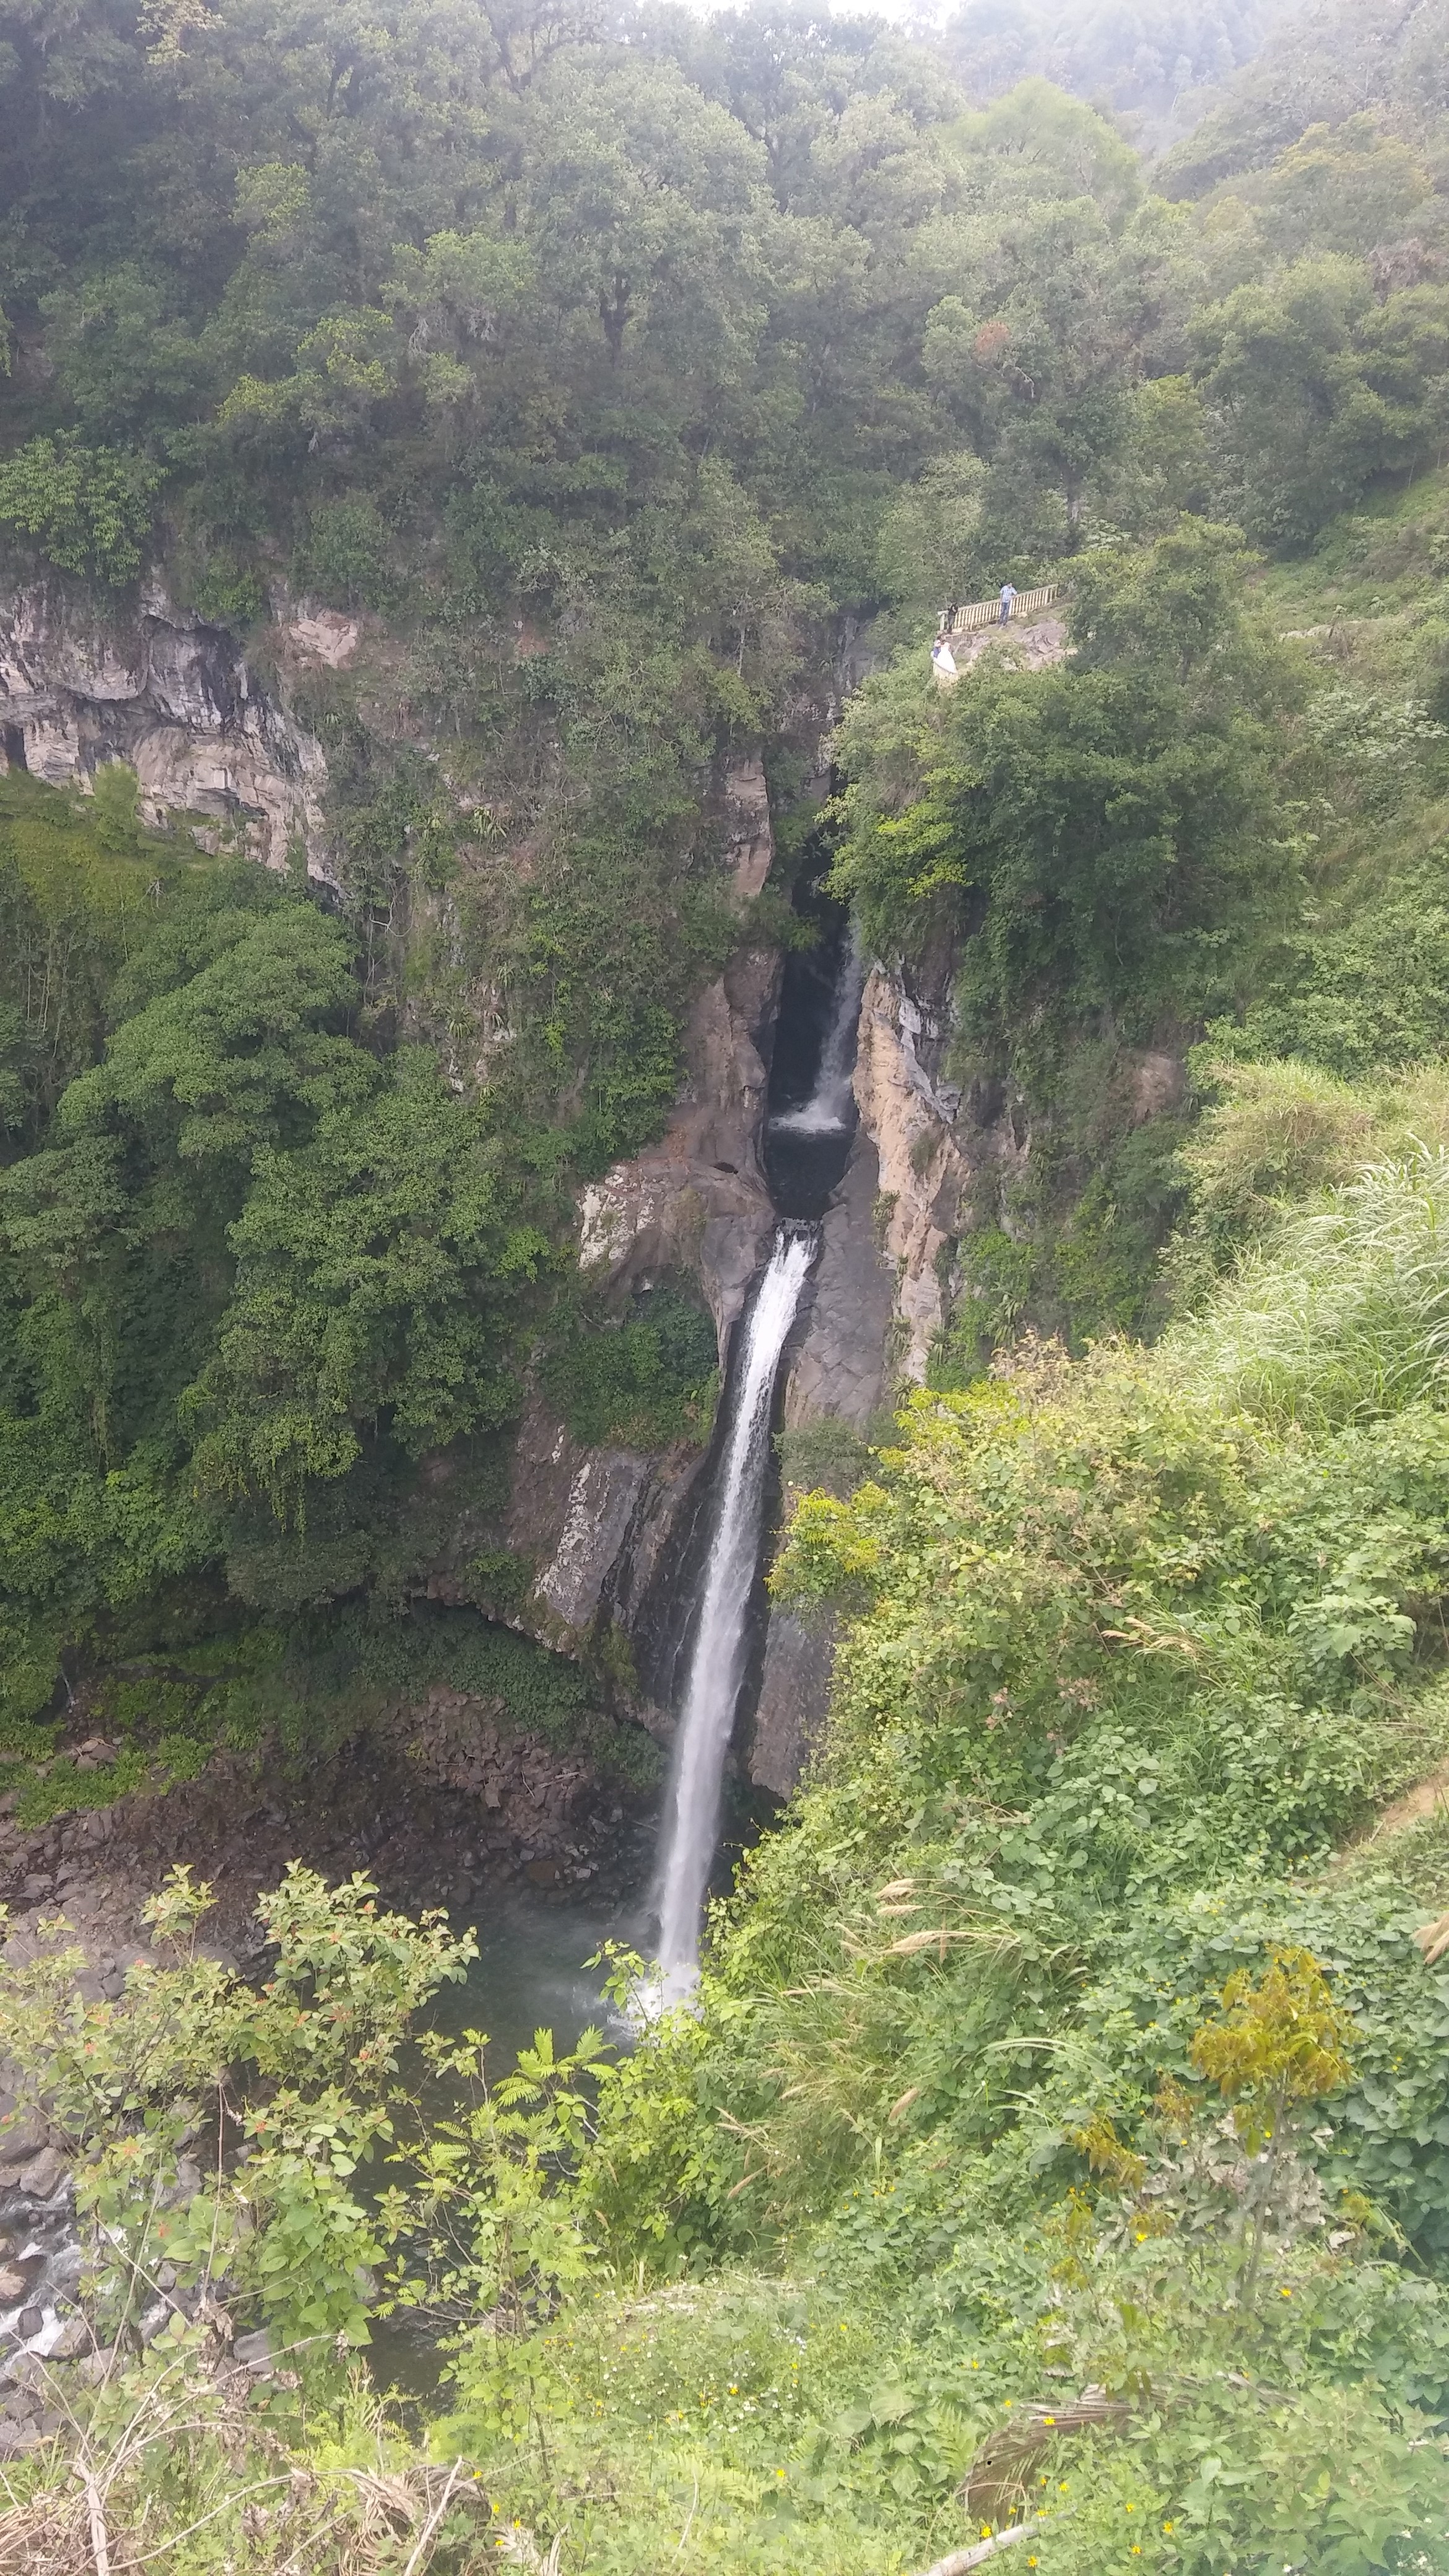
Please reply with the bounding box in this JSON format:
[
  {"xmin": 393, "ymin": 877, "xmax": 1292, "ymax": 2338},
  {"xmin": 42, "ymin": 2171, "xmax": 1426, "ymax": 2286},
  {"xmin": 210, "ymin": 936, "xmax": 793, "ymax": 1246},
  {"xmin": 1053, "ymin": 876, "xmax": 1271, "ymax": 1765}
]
[
  {"xmin": 0, "ymin": 433, "xmax": 163, "ymax": 583},
  {"xmin": 542, "ymin": 1284, "xmax": 719, "ymax": 1451}
]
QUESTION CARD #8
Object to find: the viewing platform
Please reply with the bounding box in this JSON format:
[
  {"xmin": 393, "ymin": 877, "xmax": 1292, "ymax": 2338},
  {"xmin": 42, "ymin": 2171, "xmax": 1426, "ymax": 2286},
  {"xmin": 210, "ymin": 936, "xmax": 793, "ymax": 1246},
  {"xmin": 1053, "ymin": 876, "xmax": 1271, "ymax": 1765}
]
[
  {"xmin": 942, "ymin": 583, "xmax": 1061, "ymax": 637},
  {"xmin": 931, "ymin": 584, "xmax": 1069, "ymax": 685}
]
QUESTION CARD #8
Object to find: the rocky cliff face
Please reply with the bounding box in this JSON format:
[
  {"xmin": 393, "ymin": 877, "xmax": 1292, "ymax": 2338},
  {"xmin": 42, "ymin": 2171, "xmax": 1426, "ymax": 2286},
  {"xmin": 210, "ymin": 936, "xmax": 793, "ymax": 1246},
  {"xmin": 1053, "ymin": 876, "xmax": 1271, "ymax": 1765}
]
[
  {"xmin": 853, "ymin": 959, "xmax": 1033, "ymax": 1382},
  {"xmin": 421, "ymin": 757, "xmax": 788, "ymax": 1721},
  {"xmin": 0, "ymin": 576, "xmax": 339, "ymax": 880},
  {"xmin": 0, "ymin": 578, "xmax": 798, "ymax": 1733},
  {"xmin": 850, "ymin": 611, "xmax": 1076, "ymax": 1380},
  {"xmin": 577, "ymin": 757, "xmax": 781, "ymax": 1346},
  {"xmin": 746, "ymin": 1127, "xmax": 899, "ymax": 1797},
  {"xmin": 0, "ymin": 580, "xmax": 994, "ymax": 1801}
]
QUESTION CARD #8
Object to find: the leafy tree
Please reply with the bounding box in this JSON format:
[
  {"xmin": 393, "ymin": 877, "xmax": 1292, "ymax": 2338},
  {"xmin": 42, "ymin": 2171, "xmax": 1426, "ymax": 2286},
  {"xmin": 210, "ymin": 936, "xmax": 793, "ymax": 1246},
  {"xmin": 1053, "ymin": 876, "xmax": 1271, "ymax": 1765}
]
[
  {"xmin": 1226, "ymin": 114, "xmax": 1435, "ymax": 264},
  {"xmin": 1192, "ymin": 256, "xmax": 1449, "ymax": 547},
  {"xmin": 1161, "ymin": 0, "xmax": 1449, "ymax": 199},
  {"xmin": 830, "ymin": 520, "xmax": 1294, "ymax": 1071},
  {"xmin": 920, "ymin": 120, "xmax": 1167, "ymax": 548},
  {"xmin": 946, "ymin": 1, "xmax": 1294, "ymax": 114},
  {"xmin": 0, "ymin": 432, "xmax": 164, "ymax": 581},
  {"xmin": 0, "ymin": 1863, "xmax": 478, "ymax": 2350},
  {"xmin": 185, "ymin": 1048, "xmax": 551, "ymax": 1515},
  {"xmin": 1191, "ymin": 1946, "xmax": 1357, "ymax": 2304},
  {"xmin": 41, "ymin": 261, "xmax": 210, "ymax": 438}
]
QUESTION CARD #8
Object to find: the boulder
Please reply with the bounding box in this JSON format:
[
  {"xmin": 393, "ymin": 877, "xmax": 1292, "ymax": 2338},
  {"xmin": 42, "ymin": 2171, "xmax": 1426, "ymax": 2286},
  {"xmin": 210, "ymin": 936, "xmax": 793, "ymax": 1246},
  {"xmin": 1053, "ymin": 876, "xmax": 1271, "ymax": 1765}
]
[
  {"xmin": 15, "ymin": 2145, "xmax": 69, "ymax": 2199},
  {"xmin": 0, "ymin": 2108, "xmax": 47, "ymax": 2167}
]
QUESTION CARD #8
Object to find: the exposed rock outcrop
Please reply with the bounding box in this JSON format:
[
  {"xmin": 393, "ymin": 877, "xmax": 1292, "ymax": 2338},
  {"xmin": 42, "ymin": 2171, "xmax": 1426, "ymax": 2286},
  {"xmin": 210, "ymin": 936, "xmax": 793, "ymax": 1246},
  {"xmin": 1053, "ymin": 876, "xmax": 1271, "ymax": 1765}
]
[
  {"xmin": 577, "ymin": 756, "xmax": 781, "ymax": 1344},
  {"xmin": 848, "ymin": 613, "xmax": 1076, "ymax": 1380},
  {"xmin": 743, "ymin": 1127, "xmax": 897, "ymax": 1799},
  {"xmin": 781, "ymin": 1128, "xmax": 897, "ymax": 1432},
  {"xmin": 492, "ymin": 1395, "xmax": 706, "ymax": 1682},
  {"xmin": 944, "ymin": 614, "xmax": 1069, "ymax": 680},
  {"xmin": 749, "ymin": 1608, "xmax": 836, "ymax": 1799},
  {"xmin": 427, "ymin": 759, "xmax": 788, "ymax": 1692},
  {"xmin": 854, "ymin": 963, "xmax": 1006, "ymax": 1380},
  {"xmin": 0, "ymin": 1699, "xmax": 648, "ymax": 1951},
  {"xmin": 0, "ymin": 577, "xmax": 333, "ymax": 880}
]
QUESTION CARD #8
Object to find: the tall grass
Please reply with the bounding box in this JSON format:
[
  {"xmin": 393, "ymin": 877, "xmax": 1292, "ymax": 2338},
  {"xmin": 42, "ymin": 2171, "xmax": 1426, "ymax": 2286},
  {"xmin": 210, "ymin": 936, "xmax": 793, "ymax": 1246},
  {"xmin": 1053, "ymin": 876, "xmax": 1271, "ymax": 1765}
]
[{"xmin": 1170, "ymin": 1144, "xmax": 1449, "ymax": 1427}]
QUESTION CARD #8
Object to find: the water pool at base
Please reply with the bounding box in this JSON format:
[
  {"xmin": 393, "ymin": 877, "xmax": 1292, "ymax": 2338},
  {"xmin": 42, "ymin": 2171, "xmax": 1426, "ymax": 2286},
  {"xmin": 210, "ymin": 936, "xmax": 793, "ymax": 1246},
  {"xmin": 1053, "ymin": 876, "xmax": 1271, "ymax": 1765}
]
[{"xmin": 432, "ymin": 1882, "xmax": 646, "ymax": 2062}]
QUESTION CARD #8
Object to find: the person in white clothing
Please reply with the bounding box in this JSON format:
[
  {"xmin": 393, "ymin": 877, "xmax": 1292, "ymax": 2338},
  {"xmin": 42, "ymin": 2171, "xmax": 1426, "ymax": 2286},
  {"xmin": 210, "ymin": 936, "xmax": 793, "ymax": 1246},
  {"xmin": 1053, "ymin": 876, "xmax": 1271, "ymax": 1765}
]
[
  {"xmin": 931, "ymin": 633, "xmax": 958, "ymax": 681},
  {"xmin": 999, "ymin": 580, "xmax": 1017, "ymax": 624}
]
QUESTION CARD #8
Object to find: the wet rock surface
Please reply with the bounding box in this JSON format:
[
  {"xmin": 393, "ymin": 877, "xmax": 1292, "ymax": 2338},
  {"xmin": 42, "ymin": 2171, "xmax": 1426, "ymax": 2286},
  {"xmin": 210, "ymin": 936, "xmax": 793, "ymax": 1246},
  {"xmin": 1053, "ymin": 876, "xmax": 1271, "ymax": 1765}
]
[
  {"xmin": 0, "ymin": 2144, "xmax": 81, "ymax": 2390},
  {"xmin": 854, "ymin": 958, "xmax": 1019, "ymax": 1380},
  {"xmin": 748, "ymin": 1609, "xmax": 836, "ymax": 1799}
]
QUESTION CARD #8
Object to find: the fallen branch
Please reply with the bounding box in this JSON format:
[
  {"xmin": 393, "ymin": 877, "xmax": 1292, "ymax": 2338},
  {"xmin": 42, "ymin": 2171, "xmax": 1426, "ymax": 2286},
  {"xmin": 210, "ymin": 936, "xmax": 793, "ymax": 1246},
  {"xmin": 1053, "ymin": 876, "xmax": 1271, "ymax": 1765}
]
[
  {"xmin": 400, "ymin": 2456, "xmax": 464, "ymax": 2576},
  {"xmin": 959, "ymin": 2384, "xmax": 1130, "ymax": 2528},
  {"xmin": 918, "ymin": 2515, "xmax": 1045, "ymax": 2575},
  {"xmin": 74, "ymin": 2463, "xmax": 110, "ymax": 2576}
]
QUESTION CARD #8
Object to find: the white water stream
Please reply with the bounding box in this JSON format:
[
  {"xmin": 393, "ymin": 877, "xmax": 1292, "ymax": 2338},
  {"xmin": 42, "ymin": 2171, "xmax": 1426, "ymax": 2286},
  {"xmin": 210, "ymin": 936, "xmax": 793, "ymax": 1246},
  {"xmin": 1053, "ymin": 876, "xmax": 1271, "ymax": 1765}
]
[
  {"xmin": 770, "ymin": 920, "xmax": 864, "ymax": 1136},
  {"xmin": 655, "ymin": 1227, "xmax": 817, "ymax": 2003}
]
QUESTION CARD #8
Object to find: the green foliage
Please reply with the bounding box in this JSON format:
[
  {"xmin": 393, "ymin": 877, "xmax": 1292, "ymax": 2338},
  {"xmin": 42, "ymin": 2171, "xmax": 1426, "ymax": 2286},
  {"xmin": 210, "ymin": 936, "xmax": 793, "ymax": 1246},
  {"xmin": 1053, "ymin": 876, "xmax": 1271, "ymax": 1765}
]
[
  {"xmin": 186, "ymin": 1045, "xmax": 550, "ymax": 1513},
  {"xmin": 1191, "ymin": 258, "xmax": 1449, "ymax": 550},
  {"xmin": 1161, "ymin": 0, "xmax": 1449, "ymax": 198},
  {"xmin": 0, "ymin": 1863, "xmax": 476, "ymax": 2349},
  {"xmin": 947, "ymin": 3, "xmax": 1294, "ymax": 115},
  {"xmin": 292, "ymin": 496, "xmax": 396, "ymax": 612},
  {"xmin": 1172, "ymin": 1144, "xmax": 1449, "ymax": 1428},
  {"xmin": 542, "ymin": 1285, "xmax": 719, "ymax": 1452},
  {"xmin": 9, "ymin": 7, "xmax": 1449, "ymax": 2562},
  {"xmin": 777, "ymin": 1414, "xmax": 881, "ymax": 1500},
  {"xmin": 830, "ymin": 523, "xmax": 1293, "ymax": 1069},
  {"xmin": 0, "ymin": 433, "xmax": 163, "ymax": 583},
  {"xmin": 1167, "ymin": 1051, "xmax": 1381, "ymax": 1289},
  {"xmin": 495, "ymin": 1121, "xmax": 1449, "ymax": 2567},
  {"xmin": 378, "ymin": 2021, "xmax": 611, "ymax": 2338},
  {"xmin": 0, "ymin": 768, "xmax": 217, "ymax": 1146},
  {"xmin": 1190, "ymin": 1945, "xmax": 1357, "ymax": 2304}
]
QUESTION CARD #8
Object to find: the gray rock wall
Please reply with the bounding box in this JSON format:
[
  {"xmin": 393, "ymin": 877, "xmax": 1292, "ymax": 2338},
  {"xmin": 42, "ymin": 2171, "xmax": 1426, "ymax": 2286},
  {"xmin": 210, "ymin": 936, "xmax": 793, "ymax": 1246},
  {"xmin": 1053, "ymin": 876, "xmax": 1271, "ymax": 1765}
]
[{"xmin": 0, "ymin": 577, "xmax": 336, "ymax": 880}]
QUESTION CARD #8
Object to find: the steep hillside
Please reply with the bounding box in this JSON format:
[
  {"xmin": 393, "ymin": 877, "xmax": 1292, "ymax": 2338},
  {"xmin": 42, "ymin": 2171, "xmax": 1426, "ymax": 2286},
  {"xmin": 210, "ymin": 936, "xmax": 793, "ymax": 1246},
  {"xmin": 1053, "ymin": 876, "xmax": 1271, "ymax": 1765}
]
[
  {"xmin": 1160, "ymin": 0, "xmax": 1449, "ymax": 193},
  {"xmin": 6, "ymin": 8, "xmax": 1449, "ymax": 2569},
  {"xmin": 946, "ymin": 0, "xmax": 1299, "ymax": 142}
]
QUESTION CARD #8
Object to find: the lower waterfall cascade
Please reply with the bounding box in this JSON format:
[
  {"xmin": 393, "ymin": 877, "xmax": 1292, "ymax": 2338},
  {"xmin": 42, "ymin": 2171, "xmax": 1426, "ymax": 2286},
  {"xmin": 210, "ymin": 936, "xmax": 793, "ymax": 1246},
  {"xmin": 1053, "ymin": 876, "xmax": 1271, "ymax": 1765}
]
[
  {"xmin": 653, "ymin": 1224, "xmax": 818, "ymax": 2003},
  {"xmin": 651, "ymin": 892, "xmax": 865, "ymax": 2003}
]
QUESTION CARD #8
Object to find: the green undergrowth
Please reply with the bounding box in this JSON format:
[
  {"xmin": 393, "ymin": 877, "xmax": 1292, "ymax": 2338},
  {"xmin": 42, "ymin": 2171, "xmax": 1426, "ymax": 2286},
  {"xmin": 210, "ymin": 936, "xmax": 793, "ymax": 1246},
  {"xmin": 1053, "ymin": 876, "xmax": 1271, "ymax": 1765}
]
[
  {"xmin": 10, "ymin": 1126, "xmax": 1449, "ymax": 2570},
  {"xmin": 1222, "ymin": 464, "xmax": 1449, "ymax": 1087},
  {"xmin": 542, "ymin": 1282, "xmax": 720, "ymax": 1453},
  {"xmin": 835, "ymin": 474, "xmax": 1449, "ymax": 1367},
  {"xmin": 1, "ymin": 1599, "xmax": 654, "ymax": 1828},
  {"xmin": 430, "ymin": 1130, "xmax": 1449, "ymax": 2569}
]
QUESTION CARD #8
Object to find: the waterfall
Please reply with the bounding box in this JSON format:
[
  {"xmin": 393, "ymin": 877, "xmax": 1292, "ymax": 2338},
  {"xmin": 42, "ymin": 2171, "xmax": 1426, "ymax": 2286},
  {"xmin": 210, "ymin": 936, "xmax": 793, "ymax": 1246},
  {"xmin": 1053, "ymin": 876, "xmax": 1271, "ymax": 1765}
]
[
  {"xmin": 655, "ymin": 1226, "xmax": 817, "ymax": 2003},
  {"xmin": 770, "ymin": 920, "xmax": 864, "ymax": 1137}
]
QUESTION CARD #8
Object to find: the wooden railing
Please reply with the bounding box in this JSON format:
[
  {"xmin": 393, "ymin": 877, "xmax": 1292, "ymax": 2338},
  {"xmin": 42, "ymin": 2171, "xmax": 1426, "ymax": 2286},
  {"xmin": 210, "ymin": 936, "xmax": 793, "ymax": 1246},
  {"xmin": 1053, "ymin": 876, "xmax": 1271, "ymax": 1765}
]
[{"xmin": 946, "ymin": 583, "xmax": 1061, "ymax": 636}]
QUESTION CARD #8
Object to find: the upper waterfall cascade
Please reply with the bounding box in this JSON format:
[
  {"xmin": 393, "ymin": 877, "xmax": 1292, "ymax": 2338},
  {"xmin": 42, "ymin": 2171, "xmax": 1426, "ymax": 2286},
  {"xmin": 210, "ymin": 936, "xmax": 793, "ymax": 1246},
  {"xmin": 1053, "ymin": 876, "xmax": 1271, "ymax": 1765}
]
[
  {"xmin": 654, "ymin": 1225, "xmax": 817, "ymax": 2003},
  {"xmin": 769, "ymin": 920, "xmax": 865, "ymax": 1138}
]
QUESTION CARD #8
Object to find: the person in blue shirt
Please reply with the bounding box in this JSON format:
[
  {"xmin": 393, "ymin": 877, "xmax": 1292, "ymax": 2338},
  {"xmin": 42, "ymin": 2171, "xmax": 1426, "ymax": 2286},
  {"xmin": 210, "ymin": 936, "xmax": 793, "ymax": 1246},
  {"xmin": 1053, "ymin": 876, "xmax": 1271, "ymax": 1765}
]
[{"xmin": 999, "ymin": 580, "xmax": 1017, "ymax": 625}]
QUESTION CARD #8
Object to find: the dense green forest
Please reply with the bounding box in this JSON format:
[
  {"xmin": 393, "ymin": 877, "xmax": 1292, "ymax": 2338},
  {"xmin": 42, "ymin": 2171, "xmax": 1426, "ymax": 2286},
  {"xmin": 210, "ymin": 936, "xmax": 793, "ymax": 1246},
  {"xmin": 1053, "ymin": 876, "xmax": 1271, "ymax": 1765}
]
[{"xmin": 6, "ymin": 0, "xmax": 1449, "ymax": 2563}]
